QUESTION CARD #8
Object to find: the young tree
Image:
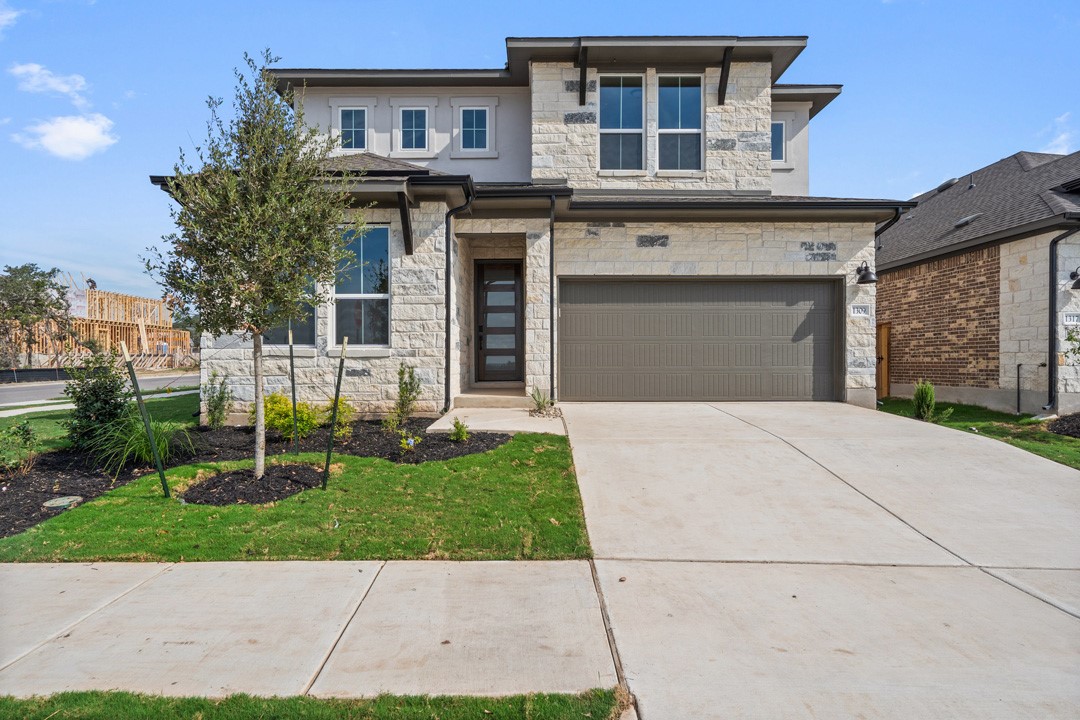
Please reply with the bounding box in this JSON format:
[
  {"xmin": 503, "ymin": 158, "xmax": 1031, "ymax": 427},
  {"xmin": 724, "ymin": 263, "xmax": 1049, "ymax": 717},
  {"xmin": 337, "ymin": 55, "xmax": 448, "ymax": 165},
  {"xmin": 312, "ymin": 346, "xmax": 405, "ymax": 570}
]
[
  {"xmin": 0, "ymin": 264, "xmax": 72, "ymax": 368},
  {"xmin": 146, "ymin": 50, "xmax": 359, "ymax": 479}
]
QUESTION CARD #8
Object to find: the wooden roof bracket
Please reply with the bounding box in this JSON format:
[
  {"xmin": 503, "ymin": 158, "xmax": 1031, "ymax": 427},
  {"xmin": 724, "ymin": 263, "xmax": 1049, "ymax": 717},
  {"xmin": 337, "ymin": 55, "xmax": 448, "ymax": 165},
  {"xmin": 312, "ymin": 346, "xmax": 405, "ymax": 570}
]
[
  {"xmin": 397, "ymin": 192, "xmax": 414, "ymax": 255},
  {"xmin": 576, "ymin": 41, "xmax": 589, "ymax": 106},
  {"xmin": 718, "ymin": 46, "xmax": 733, "ymax": 105}
]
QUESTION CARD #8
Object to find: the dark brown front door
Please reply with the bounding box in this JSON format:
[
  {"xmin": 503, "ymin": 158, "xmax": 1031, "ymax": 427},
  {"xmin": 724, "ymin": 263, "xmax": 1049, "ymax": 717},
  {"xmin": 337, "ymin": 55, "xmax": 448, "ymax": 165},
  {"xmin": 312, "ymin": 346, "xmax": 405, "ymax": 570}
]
[{"xmin": 475, "ymin": 261, "xmax": 524, "ymax": 382}]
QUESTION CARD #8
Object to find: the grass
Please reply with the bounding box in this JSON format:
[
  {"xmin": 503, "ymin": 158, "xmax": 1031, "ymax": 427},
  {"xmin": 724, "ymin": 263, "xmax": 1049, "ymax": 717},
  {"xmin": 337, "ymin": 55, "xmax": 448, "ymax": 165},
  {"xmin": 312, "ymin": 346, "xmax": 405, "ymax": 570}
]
[
  {"xmin": 0, "ymin": 426, "xmax": 591, "ymax": 562},
  {"xmin": 878, "ymin": 397, "xmax": 1080, "ymax": 470},
  {"xmin": 0, "ymin": 688, "xmax": 624, "ymax": 720}
]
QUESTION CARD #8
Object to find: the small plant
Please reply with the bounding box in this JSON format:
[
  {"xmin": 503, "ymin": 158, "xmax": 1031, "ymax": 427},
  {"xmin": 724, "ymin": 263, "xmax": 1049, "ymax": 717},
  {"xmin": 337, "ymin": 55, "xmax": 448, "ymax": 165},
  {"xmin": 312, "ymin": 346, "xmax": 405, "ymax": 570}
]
[
  {"xmin": 530, "ymin": 387, "xmax": 554, "ymax": 412},
  {"xmin": 393, "ymin": 363, "xmax": 422, "ymax": 424},
  {"xmin": 252, "ymin": 391, "xmax": 319, "ymax": 441},
  {"xmin": 399, "ymin": 429, "xmax": 422, "ymax": 453},
  {"xmin": 203, "ymin": 371, "xmax": 233, "ymax": 430},
  {"xmin": 321, "ymin": 397, "xmax": 356, "ymax": 440},
  {"xmin": 448, "ymin": 417, "xmax": 470, "ymax": 443},
  {"xmin": 912, "ymin": 380, "xmax": 953, "ymax": 423},
  {"xmin": 63, "ymin": 350, "xmax": 131, "ymax": 449},
  {"xmin": 2, "ymin": 419, "xmax": 38, "ymax": 475},
  {"xmin": 381, "ymin": 410, "xmax": 401, "ymax": 435},
  {"xmin": 88, "ymin": 407, "xmax": 194, "ymax": 477}
]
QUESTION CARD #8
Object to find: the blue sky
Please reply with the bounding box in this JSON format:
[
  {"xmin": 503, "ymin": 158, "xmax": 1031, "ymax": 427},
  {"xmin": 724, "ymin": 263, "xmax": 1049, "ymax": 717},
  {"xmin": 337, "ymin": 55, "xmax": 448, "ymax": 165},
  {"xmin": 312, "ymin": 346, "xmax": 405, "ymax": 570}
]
[{"xmin": 0, "ymin": 0, "xmax": 1076, "ymax": 297}]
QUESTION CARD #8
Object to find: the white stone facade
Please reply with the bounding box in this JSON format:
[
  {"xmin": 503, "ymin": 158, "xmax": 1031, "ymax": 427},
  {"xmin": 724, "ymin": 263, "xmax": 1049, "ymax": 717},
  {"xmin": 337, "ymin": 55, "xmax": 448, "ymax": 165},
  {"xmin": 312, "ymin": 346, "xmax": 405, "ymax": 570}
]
[{"xmin": 530, "ymin": 61, "xmax": 773, "ymax": 191}]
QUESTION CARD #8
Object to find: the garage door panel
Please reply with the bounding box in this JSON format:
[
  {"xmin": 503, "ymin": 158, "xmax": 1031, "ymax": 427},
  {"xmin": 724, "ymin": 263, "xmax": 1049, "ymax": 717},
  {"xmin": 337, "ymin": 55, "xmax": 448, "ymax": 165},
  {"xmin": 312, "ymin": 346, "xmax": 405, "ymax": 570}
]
[{"xmin": 559, "ymin": 280, "xmax": 837, "ymax": 402}]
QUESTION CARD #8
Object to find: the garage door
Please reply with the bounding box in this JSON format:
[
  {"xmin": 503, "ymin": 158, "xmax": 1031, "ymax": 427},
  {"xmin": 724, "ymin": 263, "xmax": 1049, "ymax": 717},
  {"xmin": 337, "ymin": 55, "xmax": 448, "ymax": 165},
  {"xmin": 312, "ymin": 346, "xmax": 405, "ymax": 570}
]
[{"xmin": 558, "ymin": 280, "xmax": 838, "ymax": 401}]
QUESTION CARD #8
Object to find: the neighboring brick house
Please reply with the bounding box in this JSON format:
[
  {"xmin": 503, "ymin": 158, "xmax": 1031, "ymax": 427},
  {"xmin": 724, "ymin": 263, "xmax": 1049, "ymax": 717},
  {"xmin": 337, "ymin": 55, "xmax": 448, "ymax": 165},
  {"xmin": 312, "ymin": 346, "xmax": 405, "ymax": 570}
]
[
  {"xmin": 157, "ymin": 35, "xmax": 911, "ymax": 416},
  {"xmin": 876, "ymin": 151, "xmax": 1080, "ymax": 414}
]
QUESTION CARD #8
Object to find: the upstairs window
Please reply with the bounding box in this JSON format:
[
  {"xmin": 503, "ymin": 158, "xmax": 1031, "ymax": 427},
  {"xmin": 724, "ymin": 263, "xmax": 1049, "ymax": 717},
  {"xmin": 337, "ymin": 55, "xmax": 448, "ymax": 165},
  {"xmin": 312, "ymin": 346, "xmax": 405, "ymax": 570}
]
[
  {"xmin": 658, "ymin": 76, "xmax": 702, "ymax": 170},
  {"xmin": 771, "ymin": 121, "xmax": 786, "ymax": 162},
  {"xmin": 460, "ymin": 108, "xmax": 488, "ymax": 150},
  {"xmin": 333, "ymin": 226, "xmax": 390, "ymax": 347},
  {"xmin": 599, "ymin": 76, "xmax": 644, "ymax": 170},
  {"xmin": 340, "ymin": 108, "xmax": 366, "ymax": 150},
  {"xmin": 400, "ymin": 108, "xmax": 427, "ymax": 150}
]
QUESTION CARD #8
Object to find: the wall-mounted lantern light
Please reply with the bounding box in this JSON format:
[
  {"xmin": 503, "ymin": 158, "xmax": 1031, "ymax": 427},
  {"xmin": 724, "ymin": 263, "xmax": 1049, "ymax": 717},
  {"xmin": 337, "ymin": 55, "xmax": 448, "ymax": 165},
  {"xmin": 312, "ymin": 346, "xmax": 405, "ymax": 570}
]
[
  {"xmin": 1070, "ymin": 267, "xmax": 1080, "ymax": 290},
  {"xmin": 855, "ymin": 261, "xmax": 878, "ymax": 285}
]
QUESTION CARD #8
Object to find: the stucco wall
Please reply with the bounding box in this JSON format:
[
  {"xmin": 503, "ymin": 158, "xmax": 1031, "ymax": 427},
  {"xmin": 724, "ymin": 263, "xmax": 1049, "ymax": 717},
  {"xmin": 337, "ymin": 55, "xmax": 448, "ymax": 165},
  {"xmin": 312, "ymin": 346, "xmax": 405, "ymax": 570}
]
[
  {"xmin": 771, "ymin": 101, "xmax": 811, "ymax": 195},
  {"xmin": 530, "ymin": 61, "xmax": 773, "ymax": 192},
  {"xmin": 553, "ymin": 220, "xmax": 878, "ymax": 405}
]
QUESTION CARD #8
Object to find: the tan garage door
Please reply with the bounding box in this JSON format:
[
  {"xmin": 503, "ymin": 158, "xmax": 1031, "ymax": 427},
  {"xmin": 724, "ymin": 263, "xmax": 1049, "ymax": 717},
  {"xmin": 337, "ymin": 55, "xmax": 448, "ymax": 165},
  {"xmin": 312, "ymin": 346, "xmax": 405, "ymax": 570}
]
[{"xmin": 558, "ymin": 280, "xmax": 839, "ymax": 401}]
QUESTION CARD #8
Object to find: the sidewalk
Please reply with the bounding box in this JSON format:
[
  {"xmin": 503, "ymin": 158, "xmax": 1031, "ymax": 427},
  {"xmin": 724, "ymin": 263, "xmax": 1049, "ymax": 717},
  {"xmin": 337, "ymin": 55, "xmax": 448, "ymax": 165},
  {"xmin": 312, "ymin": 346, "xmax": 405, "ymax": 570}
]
[
  {"xmin": 0, "ymin": 389, "xmax": 199, "ymax": 418},
  {"xmin": 0, "ymin": 561, "xmax": 618, "ymax": 698}
]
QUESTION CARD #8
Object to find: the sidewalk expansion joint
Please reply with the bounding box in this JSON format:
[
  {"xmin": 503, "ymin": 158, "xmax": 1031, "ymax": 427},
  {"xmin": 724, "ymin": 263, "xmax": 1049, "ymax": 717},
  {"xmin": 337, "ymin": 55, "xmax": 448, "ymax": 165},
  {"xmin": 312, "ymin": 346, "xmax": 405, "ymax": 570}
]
[
  {"xmin": 588, "ymin": 559, "xmax": 641, "ymax": 720},
  {"xmin": 301, "ymin": 561, "xmax": 385, "ymax": 696},
  {"xmin": 0, "ymin": 562, "xmax": 174, "ymax": 674},
  {"xmin": 979, "ymin": 567, "xmax": 1080, "ymax": 621}
]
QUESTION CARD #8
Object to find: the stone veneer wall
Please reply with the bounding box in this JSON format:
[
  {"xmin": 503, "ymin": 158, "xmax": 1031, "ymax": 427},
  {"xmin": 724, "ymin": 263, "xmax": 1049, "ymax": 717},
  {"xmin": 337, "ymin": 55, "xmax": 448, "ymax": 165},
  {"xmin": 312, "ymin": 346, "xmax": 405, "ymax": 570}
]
[
  {"xmin": 553, "ymin": 221, "xmax": 879, "ymax": 405},
  {"xmin": 877, "ymin": 246, "xmax": 1000, "ymax": 391},
  {"xmin": 530, "ymin": 62, "xmax": 772, "ymax": 191},
  {"xmin": 199, "ymin": 203, "xmax": 447, "ymax": 417}
]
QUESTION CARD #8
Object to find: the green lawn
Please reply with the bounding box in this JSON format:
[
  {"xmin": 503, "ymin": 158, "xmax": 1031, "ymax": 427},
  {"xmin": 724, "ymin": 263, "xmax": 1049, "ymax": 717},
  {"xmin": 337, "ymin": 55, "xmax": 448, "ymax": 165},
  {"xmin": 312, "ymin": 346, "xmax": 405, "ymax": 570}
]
[
  {"xmin": 878, "ymin": 397, "xmax": 1080, "ymax": 470},
  {"xmin": 0, "ymin": 689, "xmax": 624, "ymax": 720}
]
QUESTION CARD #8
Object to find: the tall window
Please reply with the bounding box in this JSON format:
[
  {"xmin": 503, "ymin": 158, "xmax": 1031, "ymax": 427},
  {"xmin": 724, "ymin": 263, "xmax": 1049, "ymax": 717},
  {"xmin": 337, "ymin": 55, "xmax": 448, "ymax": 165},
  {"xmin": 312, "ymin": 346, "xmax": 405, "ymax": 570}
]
[
  {"xmin": 599, "ymin": 76, "xmax": 643, "ymax": 170},
  {"xmin": 658, "ymin": 76, "xmax": 702, "ymax": 170},
  {"xmin": 400, "ymin": 108, "xmax": 427, "ymax": 150},
  {"xmin": 334, "ymin": 226, "xmax": 390, "ymax": 346},
  {"xmin": 460, "ymin": 108, "xmax": 488, "ymax": 150},
  {"xmin": 771, "ymin": 121, "xmax": 786, "ymax": 161},
  {"xmin": 340, "ymin": 108, "xmax": 366, "ymax": 150}
]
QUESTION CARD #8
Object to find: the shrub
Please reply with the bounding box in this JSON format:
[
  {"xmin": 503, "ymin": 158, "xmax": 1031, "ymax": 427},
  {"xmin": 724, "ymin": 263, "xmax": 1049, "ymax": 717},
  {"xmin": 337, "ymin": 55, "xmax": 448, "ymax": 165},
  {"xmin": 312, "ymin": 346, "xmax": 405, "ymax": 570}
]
[
  {"xmin": 393, "ymin": 363, "xmax": 422, "ymax": 424},
  {"xmin": 912, "ymin": 380, "xmax": 953, "ymax": 423},
  {"xmin": 1, "ymin": 419, "xmax": 38, "ymax": 475},
  {"xmin": 321, "ymin": 397, "xmax": 356, "ymax": 440},
  {"xmin": 204, "ymin": 371, "xmax": 233, "ymax": 430},
  {"xmin": 381, "ymin": 410, "xmax": 401, "ymax": 435},
  {"xmin": 88, "ymin": 407, "xmax": 194, "ymax": 477},
  {"xmin": 398, "ymin": 429, "xmax": 422, "ymax": 453},
  {"xmin": 448, "ymin": 417, "xmax": 470, "ymax": 443},
  {"xmin": 530, "ymin": 387, "xmax": 554, "ymax": 412},
  {"xmin": 64, "ymin": 350, "xmax": 130, "ymax": 449},
  {"xmin": 251, "ymin": 391, "xmax": 319, "ymax": 441}
]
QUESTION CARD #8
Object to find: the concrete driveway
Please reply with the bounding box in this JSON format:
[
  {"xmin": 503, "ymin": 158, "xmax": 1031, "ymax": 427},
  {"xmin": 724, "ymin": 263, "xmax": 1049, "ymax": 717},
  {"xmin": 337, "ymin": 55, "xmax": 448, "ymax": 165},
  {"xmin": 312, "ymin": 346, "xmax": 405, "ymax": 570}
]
[{"xmin": 563, "ymin": 402, "xmax": 1080, "ymax": 719}]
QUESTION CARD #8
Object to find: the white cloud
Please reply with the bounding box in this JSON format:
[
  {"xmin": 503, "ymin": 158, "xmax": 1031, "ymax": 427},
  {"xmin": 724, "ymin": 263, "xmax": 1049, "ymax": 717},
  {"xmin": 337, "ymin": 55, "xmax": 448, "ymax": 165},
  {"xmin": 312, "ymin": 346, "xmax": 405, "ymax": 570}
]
[
  {"xmin": 12, "ymin": 113, "xmax": 117, "ymax": 160},
  {"xmin": 9, "ymin": 62, "xmax": 90, "ymax": 109},
  {"xmin": 0, "ymin": 2, "xmax": 21, "ymax": 38},
  {"xmin": 1041, "ymin": 112, "xmax": 1075, "ymax": 155}
]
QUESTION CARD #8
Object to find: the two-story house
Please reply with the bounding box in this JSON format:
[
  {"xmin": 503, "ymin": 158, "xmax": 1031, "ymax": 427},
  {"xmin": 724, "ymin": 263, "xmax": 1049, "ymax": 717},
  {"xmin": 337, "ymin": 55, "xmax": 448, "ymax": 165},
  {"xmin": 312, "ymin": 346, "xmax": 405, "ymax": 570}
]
[{"xmin": 170, "ymin": 36, "xmax": 910, "ymax": 415}]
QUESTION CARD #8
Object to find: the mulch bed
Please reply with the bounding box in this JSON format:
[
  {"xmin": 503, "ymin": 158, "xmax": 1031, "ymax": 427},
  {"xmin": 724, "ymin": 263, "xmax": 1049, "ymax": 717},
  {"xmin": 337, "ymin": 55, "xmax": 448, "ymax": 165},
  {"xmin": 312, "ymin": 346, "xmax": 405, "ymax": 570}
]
[
  {"xmin": 0, "ymin": 418, "xmax": 510, "ymax": 537},
  {"xmin": 1048, "ymin": 412, "xmax": 1080, "ymax": 439},
  {"xmin": 181, "ymin": 463, "xmax": 323, "ymax": 505}
]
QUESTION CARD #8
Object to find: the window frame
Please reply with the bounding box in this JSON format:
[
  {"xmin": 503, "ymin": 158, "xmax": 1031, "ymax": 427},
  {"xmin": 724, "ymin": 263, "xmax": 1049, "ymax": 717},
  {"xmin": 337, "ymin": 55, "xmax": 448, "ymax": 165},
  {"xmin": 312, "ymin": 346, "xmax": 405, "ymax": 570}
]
[
  {"xmin": 450, "ymin": 96, "xmax": 499, "ymax": 159},
  {"xmin": 597, "ymin": 73, "xmax": 646, "ymax": 173},
  {"xmin": 328, "ymin": 96, "xmax": 376, "ymax": 154},
  {"xmin": 656, "ymin": 73, "xmax": 705, "ymax": 173},
  {"xmin": 329, "ymin": 225, "xmax": 392, "ymax": 350},
  {"xmin": 771, "ymin": 120, "xmax": 787, "ymax": 163},
  {"xmin": 338, "ymin": 107, "xmax": 368, "ymax": 151},
  {"xmin": 399, "ymin": 107, "xmax": 428, "ymax": 151},
  {"xmin": 459, "ymin": 106, "xmax": 489, "ymax": 151},
  {"xmin": 389, "ymin": 97, "xmax": 439, "ymax": 159}
]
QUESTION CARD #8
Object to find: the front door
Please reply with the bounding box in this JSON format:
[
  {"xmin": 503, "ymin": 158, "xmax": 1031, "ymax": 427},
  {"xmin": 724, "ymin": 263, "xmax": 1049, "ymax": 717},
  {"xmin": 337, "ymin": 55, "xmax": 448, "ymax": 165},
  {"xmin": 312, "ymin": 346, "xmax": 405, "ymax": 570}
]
[
  {"xmin": 475, "ymin": 261, "xmax": 524, "ymax": 382},
  {"xmin": 876, "ymin": 323, "xmax": 891, "ymax": 399}
]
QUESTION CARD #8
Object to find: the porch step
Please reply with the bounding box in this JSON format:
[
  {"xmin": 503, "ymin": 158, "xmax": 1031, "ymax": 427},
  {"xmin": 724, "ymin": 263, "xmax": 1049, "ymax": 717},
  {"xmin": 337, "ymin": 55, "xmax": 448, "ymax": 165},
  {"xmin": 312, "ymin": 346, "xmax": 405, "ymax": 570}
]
[{"xmin": 452, "ymin": 390, "xmax": 532, "ymax": 410}]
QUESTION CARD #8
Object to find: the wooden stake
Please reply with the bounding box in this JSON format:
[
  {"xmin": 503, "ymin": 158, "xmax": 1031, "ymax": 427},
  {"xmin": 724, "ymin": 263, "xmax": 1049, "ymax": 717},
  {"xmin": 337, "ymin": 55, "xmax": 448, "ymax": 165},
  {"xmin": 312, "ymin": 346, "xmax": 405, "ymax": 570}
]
[
  {"xmin": 323, "ymin": 336, "xmax": 347, "ymax": 490},
  {"xmin": 288, "ymin": 322, "xmax": 299, "ymax": 455},
  {"xmin": 121, "ymin": 341, "xmax": 170, "ymax": 498}
]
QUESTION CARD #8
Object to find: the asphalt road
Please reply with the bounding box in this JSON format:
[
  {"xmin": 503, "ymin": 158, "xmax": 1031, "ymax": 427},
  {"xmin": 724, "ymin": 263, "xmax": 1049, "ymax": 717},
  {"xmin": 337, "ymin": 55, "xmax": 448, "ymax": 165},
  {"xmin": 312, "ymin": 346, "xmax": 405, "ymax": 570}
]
[{"xmin": 0, "ymin": 372, "xmax": 198, "ymax": 406}]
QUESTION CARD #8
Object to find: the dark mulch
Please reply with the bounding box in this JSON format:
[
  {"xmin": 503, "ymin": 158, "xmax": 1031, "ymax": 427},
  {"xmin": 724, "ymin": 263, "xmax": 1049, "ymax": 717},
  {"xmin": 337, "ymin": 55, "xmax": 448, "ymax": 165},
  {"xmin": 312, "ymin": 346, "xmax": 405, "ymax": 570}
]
[
  {"xmin": 1, "ymin": 418, "xmax": 510, "ymax": 537},
  {"xmin": 182, "ymin": 464, "xmax": 323, "ymax": 506},
  {"xmin": 1048, "ymin": 412, "xmax": 1080, "ymax": 439}
]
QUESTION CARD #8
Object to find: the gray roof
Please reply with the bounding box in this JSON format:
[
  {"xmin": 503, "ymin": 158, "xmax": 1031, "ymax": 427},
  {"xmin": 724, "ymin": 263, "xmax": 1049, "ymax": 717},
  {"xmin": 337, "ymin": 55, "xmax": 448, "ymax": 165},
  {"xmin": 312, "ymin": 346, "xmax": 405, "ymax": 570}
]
[
  {"xmin": 321, "ymin": 153, "xmax": 444, "ymax": 176},
  {"xmin": 877, "ymin": 151, "xmax": 1080, "ymax": 268}
]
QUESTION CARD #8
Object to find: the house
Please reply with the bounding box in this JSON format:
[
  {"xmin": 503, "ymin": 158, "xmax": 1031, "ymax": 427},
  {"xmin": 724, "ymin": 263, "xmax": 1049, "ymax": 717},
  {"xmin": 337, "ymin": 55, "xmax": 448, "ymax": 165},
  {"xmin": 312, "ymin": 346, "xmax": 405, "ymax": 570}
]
[
  {"xmin": 876, "ymin": 150, "xmax": 1080, "ymax": 414},
  {"xmin": 160, "ymin": 36, "xmax": 912, "ymax": 415}
]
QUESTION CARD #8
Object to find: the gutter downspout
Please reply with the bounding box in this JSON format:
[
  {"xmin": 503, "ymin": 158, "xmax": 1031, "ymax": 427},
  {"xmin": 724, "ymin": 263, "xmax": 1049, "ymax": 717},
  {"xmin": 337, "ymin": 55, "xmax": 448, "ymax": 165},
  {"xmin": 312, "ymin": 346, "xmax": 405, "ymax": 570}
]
[
  {"xmin": 875, "ymin": 207, "xmax": 903, "ymax": 250},
  {"xmin": 443, "ymin": 180, "xmax": 476, "ymax": 413},
  {"xmin": 1044, "ymin": 225, "xmax": 1080, "ymax": 411},
  {"xmin": 549, "ymin": 195, "xmax": 557, "ymax": 400}
]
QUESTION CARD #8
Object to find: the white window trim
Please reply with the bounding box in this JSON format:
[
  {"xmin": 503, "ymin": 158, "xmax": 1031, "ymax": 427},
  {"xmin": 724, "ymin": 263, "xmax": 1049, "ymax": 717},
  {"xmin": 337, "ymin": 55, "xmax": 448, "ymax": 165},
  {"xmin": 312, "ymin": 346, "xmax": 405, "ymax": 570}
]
[
  {"xmin": 328, "ymin": 96, "xmax": 376, "ymax": 154},
  {"xmin": 399, "ymin": 107, "xmax": 429, "ymax": 151},
  {"xmin": 329, "ymin": 225, "xmax": 392, "ymax": 350},
  {"xmin": 459, "ymin": 107, "xmax": 489, "ymax": 151},
  {"xmin": 656, "ymin": 73, "xmax": 704, "ymax": 172},
  {"xmin": 450, "ymin": 96, "xmax": 499, "ymax": 159},
  {"xmin": 389, "ymin": 97, "xmax": 439, "ymax": 159},
  {"xmin": 597, "ymin": 73, "xmax": 646, "ymax": 172}
]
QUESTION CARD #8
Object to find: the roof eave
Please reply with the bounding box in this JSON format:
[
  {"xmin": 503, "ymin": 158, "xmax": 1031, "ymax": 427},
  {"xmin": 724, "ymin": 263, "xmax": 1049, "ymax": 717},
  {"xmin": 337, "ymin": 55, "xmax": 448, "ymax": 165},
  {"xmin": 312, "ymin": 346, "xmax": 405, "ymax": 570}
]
[{"xmin": 772, "ymin": 84, "xmax": 843, "ymax": 118}]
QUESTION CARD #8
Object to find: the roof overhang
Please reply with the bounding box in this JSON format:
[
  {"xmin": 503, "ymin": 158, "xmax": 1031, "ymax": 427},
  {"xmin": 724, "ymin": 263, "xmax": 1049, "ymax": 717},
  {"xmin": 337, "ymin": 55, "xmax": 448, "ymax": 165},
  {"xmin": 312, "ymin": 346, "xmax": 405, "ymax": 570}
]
[{"xmin": 772, "ymin": 84, "xmax": 842, "ymax": 118}]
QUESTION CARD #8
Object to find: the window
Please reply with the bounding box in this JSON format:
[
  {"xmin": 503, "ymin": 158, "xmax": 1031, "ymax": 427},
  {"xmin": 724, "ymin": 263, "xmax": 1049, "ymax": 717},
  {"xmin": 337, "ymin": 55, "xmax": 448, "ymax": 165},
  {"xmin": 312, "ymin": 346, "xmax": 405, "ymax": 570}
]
[
  {"xmin": 340, "ymin": 108, "xmax": 366, "ymax": 150},
  {"xmin": 771, "ymin": 121, "xmax": 785, "ymax": 162},
  {"xmin": 264, "ymin": 304, "xmax": 316, "ymax": 346},
  {"xmin": 657, "ymin": 76, "xmax": 702, "ymax": 170},
  {"xmin": 333, "ymin": 226, "xmax": 390, "ymax": 346},
  {"xmin": 400, "ymin": 108, "xmax": 427, "ymax": 151},
  {"xmin": 460, "ymin": 108, "xmax": 488, "ymax": 150},
  {"xmin": 599, "ymin": 76, "xmax": 644, "ymax": 170}
]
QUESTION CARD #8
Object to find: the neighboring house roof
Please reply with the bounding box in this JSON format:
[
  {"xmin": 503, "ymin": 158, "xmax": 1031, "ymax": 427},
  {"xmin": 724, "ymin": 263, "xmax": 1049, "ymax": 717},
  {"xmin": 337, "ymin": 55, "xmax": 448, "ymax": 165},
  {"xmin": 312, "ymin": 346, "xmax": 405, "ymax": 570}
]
[
  {"xmin": 877, "ymin": 150, "xmax": 1080, "ymax": 269},
  {"xmin": 321, "ymin": 153, "xmax": 446, "ymax": 177}
]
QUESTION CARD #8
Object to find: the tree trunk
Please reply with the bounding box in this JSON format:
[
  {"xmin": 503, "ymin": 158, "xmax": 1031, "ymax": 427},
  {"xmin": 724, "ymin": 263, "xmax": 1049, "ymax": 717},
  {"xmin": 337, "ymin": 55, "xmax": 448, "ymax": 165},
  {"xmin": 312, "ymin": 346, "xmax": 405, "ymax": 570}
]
[{"xmin": 253, "ymin": 331, "xmax": 266, "ymax": 479}]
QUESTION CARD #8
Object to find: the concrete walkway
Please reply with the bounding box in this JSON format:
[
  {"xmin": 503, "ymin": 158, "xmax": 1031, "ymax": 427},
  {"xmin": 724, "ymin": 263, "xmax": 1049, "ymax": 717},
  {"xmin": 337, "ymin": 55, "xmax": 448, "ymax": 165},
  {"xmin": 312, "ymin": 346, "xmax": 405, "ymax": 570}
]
[
  {"xmin": 0, "ymin": 389, "xmax": 200, "ymax": 418},
  {"xmin": 0, "ymin": 561, "xmax": 617, "ymax": 698},
  {"xmin": 427, "ymin": 407, "xmax": 566, "ymax": 435},
  {"xmin": 563, "ymin": 402, "xmax": 1080, "ymax": 719}
]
